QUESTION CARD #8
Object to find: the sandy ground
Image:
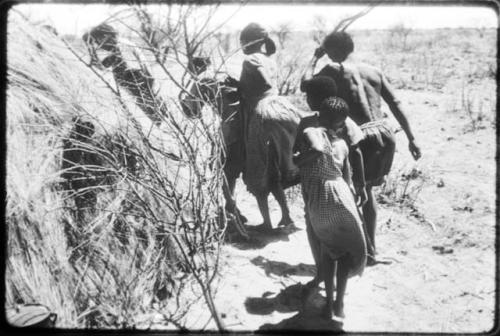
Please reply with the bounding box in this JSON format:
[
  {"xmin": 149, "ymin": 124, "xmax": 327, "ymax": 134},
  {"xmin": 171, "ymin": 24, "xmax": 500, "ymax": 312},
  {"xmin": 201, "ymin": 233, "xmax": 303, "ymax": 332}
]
[{"xmin": 203, "ymin": 87, "xmax": 497, "ymax": 333}]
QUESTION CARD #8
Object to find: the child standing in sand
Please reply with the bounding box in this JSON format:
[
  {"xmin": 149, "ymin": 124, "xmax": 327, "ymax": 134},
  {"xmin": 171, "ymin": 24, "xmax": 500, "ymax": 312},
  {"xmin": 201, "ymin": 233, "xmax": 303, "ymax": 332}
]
[{"xmin": 293, "ymin": 97, "xmax": 367, "ymax": 320}]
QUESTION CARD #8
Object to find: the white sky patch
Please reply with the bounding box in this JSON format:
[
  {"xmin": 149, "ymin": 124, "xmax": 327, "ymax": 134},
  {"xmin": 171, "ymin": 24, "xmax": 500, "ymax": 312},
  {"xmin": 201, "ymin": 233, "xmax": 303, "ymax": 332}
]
[{"xmin": 12, "ymin": 2, "xmax": 498, "ymax": 36}]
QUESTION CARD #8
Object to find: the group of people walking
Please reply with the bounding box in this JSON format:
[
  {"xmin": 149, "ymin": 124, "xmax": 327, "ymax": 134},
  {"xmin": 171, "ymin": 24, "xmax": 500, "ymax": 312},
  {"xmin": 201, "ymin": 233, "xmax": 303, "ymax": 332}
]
[
  {"xmin": 236, "ymin": 22, "xmax": 422, "ymax": 320},
  {"xmin": 80, "ymin": 19, "xmax": 422, "ymax": 323}
]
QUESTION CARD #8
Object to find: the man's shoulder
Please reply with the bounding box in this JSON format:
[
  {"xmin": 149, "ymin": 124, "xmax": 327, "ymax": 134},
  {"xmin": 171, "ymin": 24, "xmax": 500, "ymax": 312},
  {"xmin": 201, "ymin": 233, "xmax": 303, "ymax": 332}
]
[
  {"xmin": 316, "ymin": 64, "xmax": 341, "ymax": 78},
  {"xmin": 356, "ymin": 63, "xmax": 383, "ymax": 79}
]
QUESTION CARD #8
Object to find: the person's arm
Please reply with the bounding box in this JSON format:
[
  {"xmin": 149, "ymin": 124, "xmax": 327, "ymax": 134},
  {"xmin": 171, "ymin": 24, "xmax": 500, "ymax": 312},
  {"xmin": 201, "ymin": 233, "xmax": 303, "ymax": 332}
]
[
  {"xmin": 300, "ymin": 47, "xmax": 326, "ymax": 90},
  {"xmin": 300, "ymin": 57, "xmax": 318, "ymax": 91},
  {"xmin": 293, "ymin": 149, "xmax": 322, "ymax": 168},
  {"xmin": 349, "ymin": 145, "xmax": 367, "ymax": 206},
  {"xmin": 241, "ymin": 55, "xmax": 273, "ymax": 93},
  {"xmin": 293, "ymin": 128, "xmax": 324, "ymax": 168},
  {"xmin": 342, "ymin": 150, "xmax": 352, "ymax": 186},
  {"xmin": 343, "ymin": 117, "xmax": 367, "ymax": 204},
  {"xmin": 380, "ymin": 73, "xmax": 421, "ymax": 160},
  {"xmin": 293, "ymin": 119, "xmax": 306, "ymax": 154}
]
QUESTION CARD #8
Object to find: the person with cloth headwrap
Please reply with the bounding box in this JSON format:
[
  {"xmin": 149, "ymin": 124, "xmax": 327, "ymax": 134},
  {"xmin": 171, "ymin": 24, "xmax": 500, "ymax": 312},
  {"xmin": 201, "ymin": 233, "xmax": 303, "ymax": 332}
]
[
  {"xmin": 293, "ymin": 96, "xmax": 367, "ymax": 320},
  {"xmin": 238, "ymin": 23, "xmax": 305, "ymax": 231},
  {"xmin": 301, "ymin": 31, "xmax": 422, "ymax": 266}
]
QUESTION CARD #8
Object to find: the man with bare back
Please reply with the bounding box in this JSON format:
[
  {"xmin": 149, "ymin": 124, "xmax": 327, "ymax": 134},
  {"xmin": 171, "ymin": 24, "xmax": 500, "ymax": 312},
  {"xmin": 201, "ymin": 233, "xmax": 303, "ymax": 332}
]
[{"xmin": 302, "ymin": 31, "xmax": 422, "ymax": 265}]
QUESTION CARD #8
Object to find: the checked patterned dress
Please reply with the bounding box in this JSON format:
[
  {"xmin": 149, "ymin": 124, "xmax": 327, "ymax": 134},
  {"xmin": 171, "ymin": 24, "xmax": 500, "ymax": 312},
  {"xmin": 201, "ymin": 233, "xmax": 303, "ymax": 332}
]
[{"xmin": 300, "ymin": 128, "xmax": 367, "ymax": 277}]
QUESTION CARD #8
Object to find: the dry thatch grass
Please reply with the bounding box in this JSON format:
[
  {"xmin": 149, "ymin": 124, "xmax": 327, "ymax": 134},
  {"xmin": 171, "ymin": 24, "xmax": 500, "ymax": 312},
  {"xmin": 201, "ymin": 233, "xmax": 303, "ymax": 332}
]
[{"xmin": 7, "ymin": 12, "xmax": 227, "ymax": 329}]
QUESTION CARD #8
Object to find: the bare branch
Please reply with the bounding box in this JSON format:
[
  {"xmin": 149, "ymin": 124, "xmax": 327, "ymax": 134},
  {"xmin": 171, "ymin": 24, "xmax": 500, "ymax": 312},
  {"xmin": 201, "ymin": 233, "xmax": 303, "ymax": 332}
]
[{"xmin": 333, "ymin": 2, "xmax": 380, "ymax": 32}]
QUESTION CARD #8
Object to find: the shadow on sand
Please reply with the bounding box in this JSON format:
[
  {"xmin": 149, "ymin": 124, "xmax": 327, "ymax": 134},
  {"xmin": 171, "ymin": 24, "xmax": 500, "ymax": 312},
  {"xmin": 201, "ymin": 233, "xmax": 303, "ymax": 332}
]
[
  {"xmin": 229, "ymin": 224, "xmax": 301, "ymax": 250},
  {"xmin": 244, "ymin": 283, "xmax": 343, "ymax": 332},
  {"xmin": 251, "ymin": 256, "xmax": 316, "ymax": 278}
]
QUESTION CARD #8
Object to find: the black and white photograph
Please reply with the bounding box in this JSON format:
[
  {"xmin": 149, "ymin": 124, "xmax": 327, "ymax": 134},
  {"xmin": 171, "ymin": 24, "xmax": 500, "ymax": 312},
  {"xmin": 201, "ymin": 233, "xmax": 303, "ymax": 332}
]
[{"xmin": 4, "ymin": 0, "xmax": 497, "ymax": 332}]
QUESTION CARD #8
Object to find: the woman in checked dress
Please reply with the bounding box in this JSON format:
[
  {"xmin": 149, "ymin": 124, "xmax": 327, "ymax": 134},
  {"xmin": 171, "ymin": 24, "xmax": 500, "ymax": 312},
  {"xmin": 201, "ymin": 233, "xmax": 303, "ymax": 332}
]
[{"xmin": 293, "ymin": 97, "xmax": 367, "ymax": 320}]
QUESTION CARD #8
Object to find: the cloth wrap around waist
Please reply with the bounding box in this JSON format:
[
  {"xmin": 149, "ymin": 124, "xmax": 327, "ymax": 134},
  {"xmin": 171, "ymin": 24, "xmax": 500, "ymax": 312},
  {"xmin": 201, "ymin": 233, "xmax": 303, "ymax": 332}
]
[
  {"xmin": 242, "ymin": 92, "xmax": 304, "ymax": 195},
  {"xmin": 359, "ymin": 119, "xmax": 396, "ymax": 187}
]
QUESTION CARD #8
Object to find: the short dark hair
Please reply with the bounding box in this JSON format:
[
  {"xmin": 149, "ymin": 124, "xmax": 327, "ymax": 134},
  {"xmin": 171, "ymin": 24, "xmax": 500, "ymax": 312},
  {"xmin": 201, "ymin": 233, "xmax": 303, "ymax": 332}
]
[
  {"xmin": 189, "ymin": 57, "xmax": 211, "ymax": 75},
  {"xmin": 301, "ymin": 75, "xmax": 338, "ymax": 100},
  {"xmin": 301, "ymin": 76, "xmax": 338, "ymax": 110},
  {"xmin": 323, "ymin": 31, "xmax": 354, "ymax": 62},
  {"xmin": 319, "ymin": 97, "xmax": 349, "ymax": 125}
]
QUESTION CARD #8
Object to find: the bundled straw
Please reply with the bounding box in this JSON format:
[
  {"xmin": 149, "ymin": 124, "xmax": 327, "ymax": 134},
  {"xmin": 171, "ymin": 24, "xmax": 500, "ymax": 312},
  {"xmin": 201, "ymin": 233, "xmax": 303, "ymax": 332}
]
[{"xmin": 6, "ymin": 12, "xmax": 226, "ymax": 329}]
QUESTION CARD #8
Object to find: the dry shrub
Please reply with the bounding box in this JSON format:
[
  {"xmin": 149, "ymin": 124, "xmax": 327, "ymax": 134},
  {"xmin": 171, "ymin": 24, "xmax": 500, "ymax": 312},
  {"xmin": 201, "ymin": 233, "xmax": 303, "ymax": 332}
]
[
  {"xmin": 365, "ymin": 28, "xmax": 496, "ymax": 92},
  {"xmin": 271, "ymin": 24, "xmax": 308, "ymax": 96},
  {"xmin": 7, "ymin": 12, "xmax": 226, "ymax": 329},
  {"xmin": 378, "ymin": 165, "xmax": 429, "ymax": 209}
]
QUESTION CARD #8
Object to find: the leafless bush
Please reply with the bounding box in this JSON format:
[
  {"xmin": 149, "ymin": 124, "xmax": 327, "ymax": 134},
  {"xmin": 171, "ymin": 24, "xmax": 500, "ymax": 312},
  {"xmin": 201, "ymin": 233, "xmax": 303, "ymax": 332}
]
[
  {"xmin": 274, "ymin": 22, "xmax": 292, "ymax": 49},
  {"xmin": 213, "ymin": 32, "xmax": 232, "ymax": 54},
  {"xmin": 378, "ymin": 166, "xmax": 428, "ymax": 209},
  {"xmin": 272, "ymin": 23, "xmax": 307, "ymax": 96},
  {"xmin": 7, "ymin": 4, "xmax": 234, "ymax": 330},
  {"xmin": 309, "ymin": 14, "xmax": 328, "ymax": 45},
  {"xmin": 387, "ymin": 22, "xmax": 413, "ymax": 52},
  {"xmin": 460, "ymin": 81, "xmax": 488, "ymax": 132}
]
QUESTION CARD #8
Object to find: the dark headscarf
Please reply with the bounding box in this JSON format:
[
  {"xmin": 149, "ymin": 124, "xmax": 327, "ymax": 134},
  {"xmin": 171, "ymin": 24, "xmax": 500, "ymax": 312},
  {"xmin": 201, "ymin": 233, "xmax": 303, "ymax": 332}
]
[
  {"xmin": 82, "ymin": 23, "xmax": 118, "ymax": 51},
  {"xmin": 239, "ymin": 23, "xmax": 276, "ymax": 56}
]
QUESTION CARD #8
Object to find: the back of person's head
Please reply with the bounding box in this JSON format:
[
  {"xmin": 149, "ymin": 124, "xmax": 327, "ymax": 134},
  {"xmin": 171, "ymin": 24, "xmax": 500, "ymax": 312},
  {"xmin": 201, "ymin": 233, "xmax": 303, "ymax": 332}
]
[
  {"xmin": 240, "ymin": 23, "xmax": 276, "ymax": 56},
  {"xmin": 319, "ymin": 96, "xmax": 349, "ymax": 127},
  {"xmin": 84, "ymin": 23, "xmax": 118, "ymax": 51},
  {"xmin": 301, "ymin": 76, "xmax": 338, "ymax": 111},
  {"xmin": 323, "ymin": 31, "xmax": 354, "ymax": 63},
  {"xmin": 189, "ymin": 56, "xmax": 211, "ymax": 75}
]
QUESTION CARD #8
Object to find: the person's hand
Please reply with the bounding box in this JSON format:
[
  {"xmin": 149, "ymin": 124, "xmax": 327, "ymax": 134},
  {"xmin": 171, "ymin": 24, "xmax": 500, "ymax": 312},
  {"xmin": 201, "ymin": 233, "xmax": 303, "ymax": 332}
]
[
  {"xmin": 224, "ymin": 75, "xmax": 240, "ymax": 89},
  {"xmin": 355, "ymin": 184, "xmax": 368, "ymax": 207},
  {"xmin": 409, "ymin": 140, "xmax": 422, "ymax": 160},
  {"xmin": 314, "ymin": 46, "xmax": 326, "ymax": 59}
]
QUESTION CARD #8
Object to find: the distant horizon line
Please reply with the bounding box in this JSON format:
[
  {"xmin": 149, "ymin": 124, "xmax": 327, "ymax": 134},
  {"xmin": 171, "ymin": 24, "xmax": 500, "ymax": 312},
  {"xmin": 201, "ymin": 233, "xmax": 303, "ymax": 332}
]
[{"xmin": 55, "ymin": 25, "xmax": 496, "ymax": 38}]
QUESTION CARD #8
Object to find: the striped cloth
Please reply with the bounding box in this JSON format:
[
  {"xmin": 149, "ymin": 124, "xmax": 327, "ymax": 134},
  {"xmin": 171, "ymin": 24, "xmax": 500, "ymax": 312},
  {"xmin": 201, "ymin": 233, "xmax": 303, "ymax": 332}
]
[{"xmin": 359, "ymin": 119, "xmax": 396, "ymax": 186}]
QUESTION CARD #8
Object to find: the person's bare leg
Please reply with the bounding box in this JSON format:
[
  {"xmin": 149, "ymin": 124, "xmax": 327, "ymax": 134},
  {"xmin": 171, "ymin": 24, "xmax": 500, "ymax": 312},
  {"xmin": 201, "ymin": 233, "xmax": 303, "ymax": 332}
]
[
  {"xmin": 334, "ymin": 255, "xmax": 350, "ymax": 319},
  {"xmin": 272, "ymin": 186, "xmax": 294, "ymax": 227},
  {"xmin": 224, "ymin": 175, "xmax": 247, "ymax": 223},
  {"xmin": 256, "ymin": 193, "xmax": 273, "ymax": 231},
  {"xmin": 308, "ymin": 248, "xmax": 323, "ymax": 289},
  {"xmin": 321, "ymin": 249, "xmax": 335, "ymax": 319},
  {"xmin": 223, "ymin": 176, "xmax": 236, "ymax": 213},
  {"xmin": 363, "ymin": 186, "xmax": 377, "ymax": 265},
  {"xmin": 305, "ymin": 212, "xmax": 321, "ymax": 288}
]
